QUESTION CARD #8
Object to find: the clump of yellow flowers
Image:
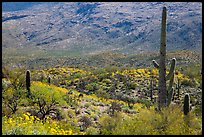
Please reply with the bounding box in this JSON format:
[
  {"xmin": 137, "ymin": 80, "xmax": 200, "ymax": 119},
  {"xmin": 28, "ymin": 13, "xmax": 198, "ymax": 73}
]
[{"xmin": 2, "ymin": 112, "xmax": 73, "ymax": 135}]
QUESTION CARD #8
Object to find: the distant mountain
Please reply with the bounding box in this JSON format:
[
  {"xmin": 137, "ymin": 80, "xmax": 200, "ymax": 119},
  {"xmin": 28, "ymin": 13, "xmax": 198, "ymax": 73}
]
[
  {"xmin": 2, "ymin": 2, "xmax": 202, "ymax": 55},
  {"xmin": 2, "ymin": 2, "xmax": 43, "ymax": 12}
]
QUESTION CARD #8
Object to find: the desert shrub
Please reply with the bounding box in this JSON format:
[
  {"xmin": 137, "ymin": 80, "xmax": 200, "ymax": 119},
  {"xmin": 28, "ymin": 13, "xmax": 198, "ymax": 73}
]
[
  {"xmin": 66, "ymin": 109, "xmax": 75, "ymax": 118},
  {"xmin": 63, "ymin": 92, "xmax": 78, "ymax": 107},
  {"xmin": 98, "ymin": 104, "xmax": 201, "ymax": 135},
  {"xmin": 104, "ymin": 65, "xmax": 118, "ymax": 73},
  {"xmin": 126, "ymin": 96, "xmax": 137, "ymax": 109},
  {"xmin": 111, "ymin": 105, "xmax": 201, "ymax": 135},
  {"xmin": 181, "ymin": 78, "xmax": 198, "ymax": 87},
  {"xmin": 127, "ymin": 82, "xmax": 137, "ymax": 90},
  {"xmin": 2, "ymin": 66, "xmax": 26, "ymax": 91},
  {"xmin": 84, "ymin": 102, "xmax": 92, "ymax": 108},
  {"xmin": 85, "ymin": 127, "xmax": 100, "ymax": 135},
  {"xmin": 98, "ymin": 112, "xmax": 124, "ymax": 135},
  {"xmin": 79, "ymin": 115, "xmax": 92, "ymax": 131},
  {"xmin": 108, "ymin": 101, "xmax": 122, "ymax": 116},
  {"xmin": 30, "ymin": 82, "xmax": 68, "ymax": 120},
  {"xmin": 102, "ymin": 78, "xmax": 112, "ymax": 84},
  {"xmin": 2, "ymin": 88, "xmax": 26, "ymax": 116},
  {"xmin": 121, "ymin": 106, "xmax": 137, "ymax": 114},
  {"xmin": 2, "ymin": 67, "xmax": 28, "ymax": 115},
  {"xmin": 192, "ymin": 104, "xmax": 202, "ymax": 117},
  {"xmin": 95, "ymin": 88, "xmax": 110, "ymax": 99},
  {"xmin": 180, "ymin": 64, "xmax": 201, "ymax": 83},
  {"xmin": 137, "ymin": 98, "xmax": 153, "ymax": 108},
  {"xmin": 85, "ymin": 82, "xmax": 99, "ymax": 92},
  {"xmin": 2, "ymin": 112, "xmax": 74, "ymax": 135}
]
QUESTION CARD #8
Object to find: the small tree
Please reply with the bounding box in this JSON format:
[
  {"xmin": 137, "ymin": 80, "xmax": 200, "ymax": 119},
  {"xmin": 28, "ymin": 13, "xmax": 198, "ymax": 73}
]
[
  {"xmin": 2, "ymin": 89, "xmax": 24, "ymax": 115},
  {"xmin": 30, "ymin": 82, "xmax": 67, "ymax": 120},
  {"xmin": 2, "ymin": 67, "xmax": 26, "ymax": 115},
  {"xmin": 108, "ymin": 101, "xmax": 122, "ymax": 116}
]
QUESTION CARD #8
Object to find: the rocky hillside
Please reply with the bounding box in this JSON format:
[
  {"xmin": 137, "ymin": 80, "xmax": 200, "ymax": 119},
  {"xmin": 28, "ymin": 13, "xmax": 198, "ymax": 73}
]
[{"xmin": 2, "ymin": 2, "xmax": 202, "ymax": 55}]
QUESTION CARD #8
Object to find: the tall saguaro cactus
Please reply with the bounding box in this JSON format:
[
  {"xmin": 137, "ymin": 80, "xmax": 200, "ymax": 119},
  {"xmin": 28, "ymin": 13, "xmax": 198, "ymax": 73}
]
[
  {"xmin": 183, "ymin": 93, "xmax": 190, "ymax": 115},
  {"xmin": 152, "ymin": 7, "xmax": 176, "ymax": 110},
  {"xmin": 26, "ymin": 70, "xmax": 31, "ymax": 98},
  {"xmin": 155, "ymin": 7, "xmax": 167, "ymax": 110}
]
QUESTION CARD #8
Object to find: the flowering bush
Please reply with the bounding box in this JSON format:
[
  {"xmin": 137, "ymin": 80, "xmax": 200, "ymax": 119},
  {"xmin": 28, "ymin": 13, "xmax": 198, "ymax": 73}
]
[
  {"xmin": 2, "ymin": 112, "xmax": 73, "ymax": 135},
  {"xmin": 30, "ymin": 81, "xmax": 68, "ymax": 120},
  {"xmin": 99, "ymin": 105, "xmax": 202, "ymax": 135}
]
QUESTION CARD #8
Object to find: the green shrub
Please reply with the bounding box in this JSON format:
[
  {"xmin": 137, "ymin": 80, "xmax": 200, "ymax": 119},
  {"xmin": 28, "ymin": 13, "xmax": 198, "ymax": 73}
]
[
  {"xmin": 181, "ymin": 79, "xmax": 197, "ymax": 87},
  {"xmin": 30, "ymin": 81, "xmax": 67, "ymax": 120},
  {"xmin": 95, "ymin": 88, "xmax": 110, "ymax": 99},
  {"xmin": 98, "ymin": 112, "xmax": 124, "ymax": 135},
  {"xmin": 99, "ymin": 105, "xmax": 201, "ymax": 135},
  {"xmin": 2, "ymin": 113, "xmax": 75, "ymax": 135},
  {"xmin": 2, "ymin": 88, "xmax": 25, "ymax": 115},
  {"xmin": 85, "ymin": 127, "xmax": 100, "ymax": 135},
  {"xmin": 84, "ymin": 102, "xmax": 92, "ymax": 108},
  {"xmin": 85, "ymin": 82, "xmax": 98, "ymax": 92},
  {"xmin": 102, "ymin": 78, "xmax": 112, "ymax": 84}
]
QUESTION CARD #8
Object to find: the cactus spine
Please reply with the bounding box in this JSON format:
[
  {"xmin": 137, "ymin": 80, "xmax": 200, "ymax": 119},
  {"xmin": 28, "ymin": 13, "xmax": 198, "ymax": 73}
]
[
  {"xmin": 183, "ymin": 93, "xmax": 190, "ymax": 115},
  {"xmin": 26, "ymin": 70, "xmax": 31, "ymax": 98},
  {"xmin": 152, "ymin": 7, "xmax": 176, "ymax": 109}
]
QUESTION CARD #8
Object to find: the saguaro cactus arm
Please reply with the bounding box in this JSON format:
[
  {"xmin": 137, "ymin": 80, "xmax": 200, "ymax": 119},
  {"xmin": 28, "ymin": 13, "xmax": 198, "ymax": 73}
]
[
  {"xmin": 152, "ymin": 58, "xmax": 176, "ymax": 80},
  {"xmin": 152, "ymin": 60, "xmax": 159, "ymax": 69},
  {"xmin": 167, "ymin": 73, "xmax": 174, "ymax": 92},
  {"xmin": 166, "ymin": 58, "xmax": 176, "ymax": 80},
  {"xmin": 167, "ymin": 87, "xmax": 174, "ymax": 106},
  {"xmin": 167, "ymin": 73, "xmax": 174, "ymax": 106}
]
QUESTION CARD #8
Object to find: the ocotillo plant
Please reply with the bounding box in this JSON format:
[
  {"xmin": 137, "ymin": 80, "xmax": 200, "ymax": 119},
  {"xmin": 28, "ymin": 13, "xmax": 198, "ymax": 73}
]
[
  {"xmin": 183, "ymin": 93, "xmax": 190, "ymax": 115},
  {"xmin": 26, "ymin": 70, "xmax": 31, "ymax": 98},
  {"xmin": 152, "ymin": 7, "xmax": 176, "ymax": 110}
]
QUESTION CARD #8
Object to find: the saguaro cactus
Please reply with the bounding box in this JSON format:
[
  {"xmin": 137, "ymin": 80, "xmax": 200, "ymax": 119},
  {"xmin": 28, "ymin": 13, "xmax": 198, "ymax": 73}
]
[
  {"xmin": 158, "ymin": 6, "xmax": 167, "ymax": 109},
  {"xmin": 183, "ymin": 93, "xmax": 190, "ymax": 115},
  {"xmin": 26, "ymin": 70, "xmax": 31, "ymax": 98},
  {"xmin": 48, "ymin": 76, "xmax": 51, "ymax": 84},
  {"xmin": 152, "ymin": 7, "xmax": 176, "ymax": 110},
  {"xmin": 153, "ymin": 58, "xmax": 176, "ymax": 107}
]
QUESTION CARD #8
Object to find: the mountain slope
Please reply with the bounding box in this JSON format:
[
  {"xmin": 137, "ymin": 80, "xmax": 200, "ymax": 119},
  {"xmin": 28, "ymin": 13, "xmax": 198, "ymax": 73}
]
[{"xmin": 2, "ymin": 2, "xmax": 202, "ymax": 55}]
